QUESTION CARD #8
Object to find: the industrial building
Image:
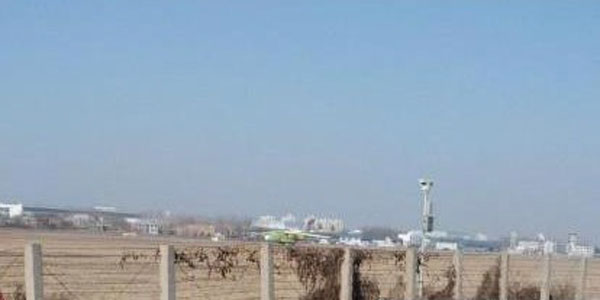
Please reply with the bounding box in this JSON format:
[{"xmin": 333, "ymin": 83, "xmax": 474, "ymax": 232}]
[
  {"xmin": 0, "ymin": 203, "xmax": 24, "ymax": 218},
  {"xmin": 566, "ymin": 233, "xmax": 595, "ymax": 257},
  {"xmin": 252, "ymin": 214, "xmax": 345, "ymax": 234},
  {"xmin": 303, "ymin": 215, "xmax": 344, "ymax": 234},
  {"xmin": 507, "ymin": 232, "xmax": 595, "ymax": 257},
  {"xmin": 0, "ymin": 202, "xmax": 163, "ymax": 234}
]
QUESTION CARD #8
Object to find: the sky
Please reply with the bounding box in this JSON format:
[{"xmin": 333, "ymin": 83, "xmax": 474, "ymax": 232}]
[{"xmin": 1, "ymin": 2, "xmax": 599, "ymax": 241}]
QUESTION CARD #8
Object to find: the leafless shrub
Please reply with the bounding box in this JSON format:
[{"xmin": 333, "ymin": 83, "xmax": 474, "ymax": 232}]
[
  {"xmin": 390, "ymin": 251, "xmax": 406, "ymax": 299},
  {"xmin": 118, "ymin": 246, "xmax": 259, "ymax": 280},
  {"xmin": 474, "ymin": 260, "xmax": 500, "ymax": 300},
  {"xmin": 423, "ymin": 263, "xmax": 455, "ymax": 300},
  {"xmin": 393, "ymin": 251, "xmax": 406, "ymax": 268},
  {"xmin": 174, "ymin": 246, "xmax": 260, "ymax": 279},
  {"xmin": 508, "ymin": 283, "xmax": 539, "ymax": 300},
  {"xmin": 118, "ymin": 248, "xmax": 160, "ymax": 269},
  {"xmin": 244, "ymin": 248, "xmax": 260, "ymax": 269},
  {"xmin": 473, "ymin": 258, "xmax": 575, "ymax": 300},
  {"xmin": 1, "ymin": 283, "xmax": 27, "ymax": 300},
  {"xmin": 417, "ymin": 251, "xmax": 441, "ymax": 282},
  {"xmin": 352, "ymin": 250, "xmax": 380, "ymax": 300},
  {"xmin": 285, "ymin": 247, "xmax": 344, "ymax": 300},
  {"xmin": 13, "ymin": 284, "xmax": 25, "ymax": 300},
  {"xmin": 550, "ymin": 283, "xmax": 575, "ymax": 300}
]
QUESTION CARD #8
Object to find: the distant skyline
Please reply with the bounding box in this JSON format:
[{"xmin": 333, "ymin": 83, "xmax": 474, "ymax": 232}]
[{"xmin": 1, "ymin": 2, "xmax": 600, "ymax": 242}]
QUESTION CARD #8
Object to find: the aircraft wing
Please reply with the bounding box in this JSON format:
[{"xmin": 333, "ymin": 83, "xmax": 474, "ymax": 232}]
[{"xmin": 297, "ymin": 232, "xmax": 331, "ymax": 240}]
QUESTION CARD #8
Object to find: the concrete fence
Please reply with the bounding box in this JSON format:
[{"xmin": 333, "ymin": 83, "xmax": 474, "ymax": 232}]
[{"xmin": 15, "ymin": 242, "xmax": 595, "ymax": 300}]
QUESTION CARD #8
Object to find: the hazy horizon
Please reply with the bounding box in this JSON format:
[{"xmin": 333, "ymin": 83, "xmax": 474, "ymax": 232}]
[{"xmin": 2, "ymin": 2, "xmax": 599, "ymax": 242}]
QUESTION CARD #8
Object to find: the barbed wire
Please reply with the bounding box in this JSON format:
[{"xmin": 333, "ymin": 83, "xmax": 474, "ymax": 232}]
[
  {"xmin": 1, "ymin": 244, "xmax": 599, "ymax": 299},
  {"xmin": 113, "ymin": 261, "xmax": 154, "ymax": 297},
  {"xmin": 0, "ymin": 246, "xmax": 24, "ymax": 255},
  {"xmin": 43, "ymin": 264, "xmax": 81, "ymax": 300},
  {"xmin": 0, "ymin": 256, "xmax": 23, "ymax": 282}
]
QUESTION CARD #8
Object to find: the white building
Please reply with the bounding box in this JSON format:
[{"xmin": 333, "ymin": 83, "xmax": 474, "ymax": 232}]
[
  {"xmin": 303, "ymin": 216, "xmax": 344, "ymax": 234},
  {"xmin": 566, "ymin": 233, "xmax": 594, "ymax": 257},
  {"xmin": 398, "ymin": 230, "xmax": 423, "ymax": 247},
  {"xmin": 66, "ymin": 213, "xmax": 92, "ymax": 228},
  {"xmin": 373, "ymin": 237, "xmax": 396, "ymax": 248},
  {"xmin": 508, "ymin": 238, "xmax": 556, "ymax": 255},
  {"xmin": 436, "ymin": 241, "xmax": 459, "ymax": 251},
  {"xmin": 252, "ymin": 215, "xmax": 287, "ymax": 230},
  {"xmin": 125, "ymin": 218, "xmax": 162, "ymax": 235},
  {"xmin": 252, "ymin": 214, "xmax": 345, "ymax": 234},
  {"xmin": 0, "ymin": 203, "xmax": 24, "ymax": 218},
  {"xmin": 567, "ymin": 244, "xmax": 594, "ymax": 257},
  {"xmin": 509, "ymin": 240, "xmax": 547, "ymax": 255},
  {"xmin": 338, "ymin": 237, "xmax": 369, "ymax": 247}
]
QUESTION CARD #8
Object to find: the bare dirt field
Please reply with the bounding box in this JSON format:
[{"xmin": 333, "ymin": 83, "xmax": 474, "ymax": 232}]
[
  {"xmin": 1, "ymin": 228, "xmax": 599, "ymax": 300},
  {"xmin": 0, "ymin": 228, "xmax": 262, "ymax": 300}
]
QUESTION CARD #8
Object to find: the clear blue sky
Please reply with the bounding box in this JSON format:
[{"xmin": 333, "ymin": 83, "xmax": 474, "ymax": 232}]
[{"xmin": 1, "ymin": 2, "xmax": 599, "ymax": 240}]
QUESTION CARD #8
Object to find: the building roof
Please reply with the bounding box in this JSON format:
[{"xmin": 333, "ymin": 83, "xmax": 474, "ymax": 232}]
[{"xmin": 22, "ymin": 205, "xmax": 139, "ymax": 218}]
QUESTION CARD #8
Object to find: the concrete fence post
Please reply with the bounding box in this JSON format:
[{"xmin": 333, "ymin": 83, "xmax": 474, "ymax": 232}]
[
  {"xmin": 576, "ymin": 257, "xmax": 588, "ymax": 300},
  {"xmin": 540, "ymin": 254, "xmax": 551, "ymax": 300},
  {"xmin": 340, "ymin": 247, "xmax": 353, "ymax": 300},
  {"xmin": 160, "ymin": 245, "xmax": 175, "ymax": 300},
  {"xmin": 499, "ymin": 252, "xmax": 509, "ymax": 300},
  {"xmin": 453, "ymin": 249, "xmax": 463, "ymax": 300},
  {"xmin": 25, "ymin": 242, "xmax": 43, "ymax": 300},
  {"xmin": 405, "ymin": 247, "xmax": 418, "ymax": 300},
  {"xmin": 260, "ymin": 243, "xmax": 275, "ymax": 300}
]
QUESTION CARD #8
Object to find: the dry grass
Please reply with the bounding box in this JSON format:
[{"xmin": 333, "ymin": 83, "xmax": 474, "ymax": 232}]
[{"xmin": 0, "ymin": 229, "xmax": 591, "ymax": 300}]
